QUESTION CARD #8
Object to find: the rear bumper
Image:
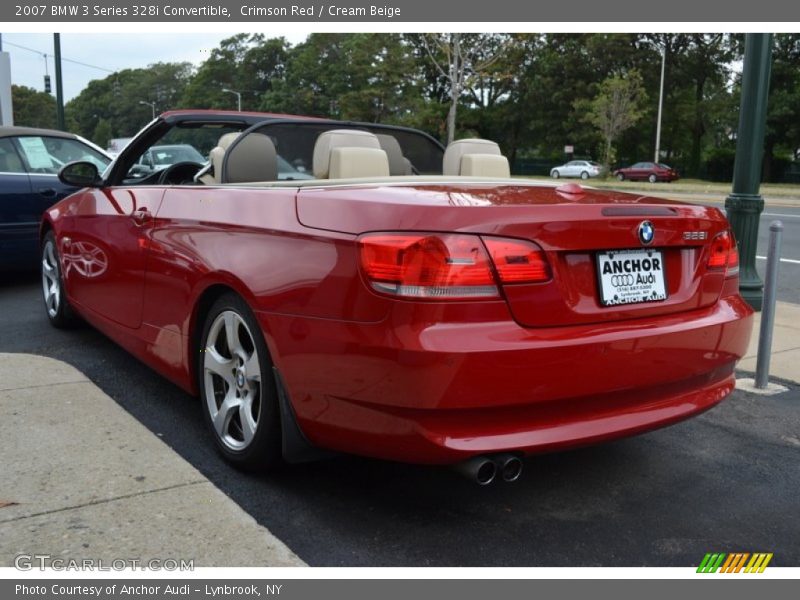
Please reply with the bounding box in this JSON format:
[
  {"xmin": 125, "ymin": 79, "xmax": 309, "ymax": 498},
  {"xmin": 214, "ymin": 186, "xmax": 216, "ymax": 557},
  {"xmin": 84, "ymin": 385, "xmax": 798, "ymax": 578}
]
[{"xmin": 259, "ymin": 294, "xmax": 753, "ymax": 464}]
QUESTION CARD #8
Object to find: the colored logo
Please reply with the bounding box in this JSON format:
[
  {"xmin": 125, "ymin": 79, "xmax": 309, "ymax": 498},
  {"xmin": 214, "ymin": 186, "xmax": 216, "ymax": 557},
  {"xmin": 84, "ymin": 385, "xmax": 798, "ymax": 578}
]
[
  {"xmin": 697, "ymin": 552, "xmax": 773, "ymax": 573},
  {"xmin": 638, "ymin": 221, "xmax": 655, "ymax": 245}
]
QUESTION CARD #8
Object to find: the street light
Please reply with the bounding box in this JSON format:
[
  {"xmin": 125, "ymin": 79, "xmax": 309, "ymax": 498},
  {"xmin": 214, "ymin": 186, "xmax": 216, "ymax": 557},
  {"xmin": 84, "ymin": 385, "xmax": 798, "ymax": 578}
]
[
  {"xmin": 222, "ymin": 87, "xmax": 242, "ymax": 112},
  {"xmin": 138, "ymin": 100, "xmax": 156, "ymax": 120}
]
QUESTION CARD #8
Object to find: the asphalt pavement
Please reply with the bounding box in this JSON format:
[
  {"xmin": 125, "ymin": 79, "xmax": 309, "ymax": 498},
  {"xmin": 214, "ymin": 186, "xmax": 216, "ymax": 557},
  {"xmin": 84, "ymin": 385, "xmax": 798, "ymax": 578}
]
[{"xmin": 0, "ymin": 274, "xmax": 798, "ymax": 567}]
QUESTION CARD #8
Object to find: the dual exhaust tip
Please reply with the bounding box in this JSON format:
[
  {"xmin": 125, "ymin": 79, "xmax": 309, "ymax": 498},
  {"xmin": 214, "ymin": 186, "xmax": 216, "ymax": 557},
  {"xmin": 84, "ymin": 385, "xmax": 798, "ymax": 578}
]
[{"xmin": 455, "ymin": 453, "xmax": 523, "ymax": 485}]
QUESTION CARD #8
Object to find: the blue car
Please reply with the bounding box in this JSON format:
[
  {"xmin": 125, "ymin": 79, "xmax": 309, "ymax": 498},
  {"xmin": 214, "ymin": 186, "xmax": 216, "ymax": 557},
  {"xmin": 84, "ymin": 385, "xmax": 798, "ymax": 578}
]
[{"xmin": 0, "ymin": 126, "xmax": 111, "ymax": 271}]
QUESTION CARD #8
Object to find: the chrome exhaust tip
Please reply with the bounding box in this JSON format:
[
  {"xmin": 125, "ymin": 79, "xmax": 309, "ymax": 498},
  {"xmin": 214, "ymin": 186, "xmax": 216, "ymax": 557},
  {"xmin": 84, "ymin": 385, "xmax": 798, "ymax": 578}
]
[
  {"xmin": 494, "ymin": 453, "xmax": 523, "ymax": 483},
  {"xmin": 454, "ymin": 456, "xmax": 497, "ymax": 485}
]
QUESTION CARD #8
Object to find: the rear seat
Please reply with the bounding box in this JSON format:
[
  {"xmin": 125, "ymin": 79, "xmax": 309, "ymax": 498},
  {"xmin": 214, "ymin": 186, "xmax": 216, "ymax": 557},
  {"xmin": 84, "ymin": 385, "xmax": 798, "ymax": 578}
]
[
  {"xmin": 313, "ymin": 129, "xmax": 390, "ymax": 179},
  {"xmin": 442, "ymin": 138, "xmax": 510, "ymax": 178}
]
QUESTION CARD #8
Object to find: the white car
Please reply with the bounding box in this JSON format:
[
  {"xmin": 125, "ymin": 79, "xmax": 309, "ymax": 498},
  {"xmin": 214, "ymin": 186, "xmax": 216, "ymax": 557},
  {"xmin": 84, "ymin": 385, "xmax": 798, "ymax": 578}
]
[{"xmin": 550, "ymin": 160, "xmax": 605, "ymax": 180}]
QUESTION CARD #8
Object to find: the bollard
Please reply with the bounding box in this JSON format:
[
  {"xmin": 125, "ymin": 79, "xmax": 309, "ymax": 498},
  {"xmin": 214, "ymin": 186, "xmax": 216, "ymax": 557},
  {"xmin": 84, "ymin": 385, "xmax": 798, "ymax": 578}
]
[{"xmin": 755, "ymin": 221, "xmax": 783, "ymax": 389}]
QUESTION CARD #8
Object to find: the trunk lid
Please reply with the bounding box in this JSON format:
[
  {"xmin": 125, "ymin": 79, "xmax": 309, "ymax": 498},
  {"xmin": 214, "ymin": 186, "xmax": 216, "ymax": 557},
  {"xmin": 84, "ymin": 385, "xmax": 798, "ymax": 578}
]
[{"xmin": 296, "ymin": 181, "xmax": 731, "ymax": 327}]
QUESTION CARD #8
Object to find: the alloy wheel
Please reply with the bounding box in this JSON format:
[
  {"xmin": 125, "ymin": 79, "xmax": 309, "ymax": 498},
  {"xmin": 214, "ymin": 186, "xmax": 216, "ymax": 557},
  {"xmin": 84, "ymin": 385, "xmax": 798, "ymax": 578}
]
[
  {"xmin": 41, "ymin": 239, "xmax": 61, "ymax": 318},
  {"xmin": 203, "ymin": 310, "xmax": 262, "ymax": 451}
]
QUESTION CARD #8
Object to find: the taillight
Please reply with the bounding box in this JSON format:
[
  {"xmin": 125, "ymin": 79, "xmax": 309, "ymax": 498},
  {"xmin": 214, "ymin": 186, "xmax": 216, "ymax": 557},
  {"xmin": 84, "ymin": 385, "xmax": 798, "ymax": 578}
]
[
  {"xmin": 359, "ymin": 233, "xmax": 552, "ymax": 300},
  {"xmin": 707, "ymin": 230, "xmax": 739, "ymax": 278},
  {"xmin": 359, "ymin": 233, "xmax": 498, "ymax": 299},
  {"xmin": 482, "ymin": 237, "xmax": 551, "ymax": 283}
]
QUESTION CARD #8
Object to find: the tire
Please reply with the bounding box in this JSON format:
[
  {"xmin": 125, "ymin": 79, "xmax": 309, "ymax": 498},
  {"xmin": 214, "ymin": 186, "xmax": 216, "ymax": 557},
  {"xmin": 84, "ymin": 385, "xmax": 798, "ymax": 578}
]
[
  {"xmin": 580, "ymin": 171, "xmax": 589, "ymax": 180},
  {"xmin": 41, "ymin": 231, "xmax": 78, "ymax": 328},
  {"xmin": 551, "ymin": 170, "xmax": 560, "ymax": 179},
  {"xmin": 617, "ymin": 173, "xmax": 625, "ymax": 181},
  {"xmin": 648, "ymin": 173, "xmax": 657, "ymax": 183},
  {"xmin": 198, "ymin": 292, "xmax": 281, "ymax": 471}
]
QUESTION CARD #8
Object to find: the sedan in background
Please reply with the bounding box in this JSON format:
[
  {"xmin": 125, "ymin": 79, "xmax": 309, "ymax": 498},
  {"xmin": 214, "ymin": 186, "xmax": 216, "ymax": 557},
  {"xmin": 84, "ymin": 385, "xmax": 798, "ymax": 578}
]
[
  {"xmin": 0, "ymin": 126, "xmax": 111, "ymax": 271},
  {"xmin": 550, "ymin": 160, "xmax": 605, "ymax": 180},
  {"xmin": 615, "ymin": 162, "xmax": 680, "ymax": 183}
]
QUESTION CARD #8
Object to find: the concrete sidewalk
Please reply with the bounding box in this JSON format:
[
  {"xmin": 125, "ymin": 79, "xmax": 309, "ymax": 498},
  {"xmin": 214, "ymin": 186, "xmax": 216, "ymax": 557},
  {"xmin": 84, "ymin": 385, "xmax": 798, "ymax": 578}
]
[
  {"xmin": 739, "ymin": 300, "xmax": 800, "ymax": 385},
  {"xmin": 0, "ymin": 353, "xmax": 305, "ymax": 568}
]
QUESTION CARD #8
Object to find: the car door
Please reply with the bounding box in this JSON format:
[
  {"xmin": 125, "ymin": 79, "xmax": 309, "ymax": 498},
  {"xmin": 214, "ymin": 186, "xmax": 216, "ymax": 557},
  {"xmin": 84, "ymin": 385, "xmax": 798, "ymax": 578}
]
[
  {"xmin": 0, "ymin": 138, "xmax": 36, "ymax": 269},
  {"xmin": 63, "ymin": 186, "xmax": 165, "ymax": 329},
  {"xmin": 628, "ymin": 162, "xmax": 644, "ymax": 180}
]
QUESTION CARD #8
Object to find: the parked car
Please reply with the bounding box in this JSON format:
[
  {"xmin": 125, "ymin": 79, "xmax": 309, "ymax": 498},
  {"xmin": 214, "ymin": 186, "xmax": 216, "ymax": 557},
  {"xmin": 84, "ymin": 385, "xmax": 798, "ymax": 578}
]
[
  {"xmin": 0, "ymin": 126, "xmax": 111, "ymax": 271},
  {"xmin": 550, "ymin": 160, "xmax": 605, "ymax": 179},
  {"xmin": 615, "ymin": 162, "xmax": 680, "ymax": 183},
  {"xmin": 43, "ymin": 110, "xmax": 752, "ymax": 483}
]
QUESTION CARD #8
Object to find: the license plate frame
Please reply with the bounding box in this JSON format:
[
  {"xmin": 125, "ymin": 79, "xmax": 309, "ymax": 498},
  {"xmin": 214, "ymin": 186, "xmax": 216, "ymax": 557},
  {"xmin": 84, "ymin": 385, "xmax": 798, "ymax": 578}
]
[{"xmin": 595, "ymin": 248, "xmax": 668, "ymax": 307}]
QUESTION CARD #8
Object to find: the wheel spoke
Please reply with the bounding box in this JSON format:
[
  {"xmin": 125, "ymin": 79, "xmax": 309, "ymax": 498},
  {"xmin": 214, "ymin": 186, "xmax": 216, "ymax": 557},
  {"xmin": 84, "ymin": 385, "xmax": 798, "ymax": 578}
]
[
  {"xmin": 204, "ymin": 346, "xmax": 234, "ymax": 386},
  {"xmin": 224, "ymin": 312, "xmax": 243, "ymax": 356},
  {"xmin": 238, "ymin": 399, "xmax": 257, "ymax": 444},
  {"xmin": 244, "ymin": 351, "xmax": 261, "ymax": 383},
  {"xmin": 213, "ymin": 395, "xmax": 239, "ymax": 438}
]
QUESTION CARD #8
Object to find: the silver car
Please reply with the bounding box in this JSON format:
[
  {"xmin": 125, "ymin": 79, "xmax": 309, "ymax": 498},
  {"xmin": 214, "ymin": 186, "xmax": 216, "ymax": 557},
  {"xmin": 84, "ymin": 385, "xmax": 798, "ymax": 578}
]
[{"xmin": 550, "ymin": 160, "xmax": 605, "ymax": 180}]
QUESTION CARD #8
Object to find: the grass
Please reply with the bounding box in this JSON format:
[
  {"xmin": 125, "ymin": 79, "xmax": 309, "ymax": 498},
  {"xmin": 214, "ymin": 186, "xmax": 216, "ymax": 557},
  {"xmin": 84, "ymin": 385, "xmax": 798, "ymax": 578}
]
[{"xmin": 522, "ymin": 176, "xmax": 800, "ymax": 200}]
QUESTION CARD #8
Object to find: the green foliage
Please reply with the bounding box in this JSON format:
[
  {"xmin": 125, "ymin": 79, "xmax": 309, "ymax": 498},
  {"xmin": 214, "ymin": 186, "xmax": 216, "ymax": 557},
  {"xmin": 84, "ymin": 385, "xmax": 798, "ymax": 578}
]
[
  {"xmin": 11, "ymin": 85, "xmax": 57, "ymax": 129},
  {"xmin": 578, "ymin": 70, "xmax": 648, "ymax": 168},
  {"xmin": 65, "ymin": 62, "xmax": 194, "ymax": 142},
  {"xmin": 17, "ymin": 32, "xmax": 798, "ymax": 184},
  {"xmin": 92, "ymin": 118, "xmax": 113, "ymax": 149},
  {"xmin": 181, "ymin": 34, "xmax": 288, "ymax": 111}
]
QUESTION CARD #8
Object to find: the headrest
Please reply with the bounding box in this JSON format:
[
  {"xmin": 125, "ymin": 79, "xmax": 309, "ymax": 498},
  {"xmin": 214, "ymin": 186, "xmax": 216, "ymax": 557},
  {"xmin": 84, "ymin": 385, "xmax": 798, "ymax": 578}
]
[
  {"xmin": 443, "ymin": 138, "xmax": 504, "ymax": 176},
  {"xmin": 460, "ymin": 153, "xmax": 510, "ymax": 178},
  {"xmin": 313, "ymin": 129, "xmax": 381, "ymax": 178},
  {"xmin": 329, "ymin": 147, "xmax": 390, "ymax": 179},
  {"xmin": 221, "ymin": 132, "xmax": 278, "ymax": 183}
]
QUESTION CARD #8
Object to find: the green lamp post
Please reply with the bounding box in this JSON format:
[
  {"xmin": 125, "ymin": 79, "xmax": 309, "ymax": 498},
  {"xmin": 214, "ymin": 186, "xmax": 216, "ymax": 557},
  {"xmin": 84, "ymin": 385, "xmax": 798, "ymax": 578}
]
[{"xmin": 724, "ymin": 33, "xmax": 773, "ymax": 311}]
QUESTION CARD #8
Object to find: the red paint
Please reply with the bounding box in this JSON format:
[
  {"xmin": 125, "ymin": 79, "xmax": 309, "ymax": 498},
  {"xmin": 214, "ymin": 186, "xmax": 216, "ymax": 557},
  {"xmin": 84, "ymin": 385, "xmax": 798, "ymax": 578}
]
[{"xmin": 44, "ymin": 179, "xmax": 753, "ymax": 465}]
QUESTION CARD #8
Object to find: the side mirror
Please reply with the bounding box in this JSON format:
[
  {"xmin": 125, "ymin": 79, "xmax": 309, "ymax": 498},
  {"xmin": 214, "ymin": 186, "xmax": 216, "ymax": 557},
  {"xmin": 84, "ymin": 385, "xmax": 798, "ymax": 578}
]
[{"xmin": 58, "ymin": 161, "xmax": 102, "ymax": 188}]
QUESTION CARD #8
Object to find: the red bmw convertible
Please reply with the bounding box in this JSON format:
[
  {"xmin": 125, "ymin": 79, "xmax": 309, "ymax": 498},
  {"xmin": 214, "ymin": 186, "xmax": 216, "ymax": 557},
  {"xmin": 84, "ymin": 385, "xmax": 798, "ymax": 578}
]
[{"xmin": 43, "ymin": 111, "xmax": 752, "ymax": 484}]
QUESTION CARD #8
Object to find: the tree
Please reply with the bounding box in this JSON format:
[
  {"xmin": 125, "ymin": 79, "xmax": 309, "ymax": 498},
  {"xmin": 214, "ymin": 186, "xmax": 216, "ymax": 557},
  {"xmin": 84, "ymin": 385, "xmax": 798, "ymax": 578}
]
[
  {"xmin": 580, "ymin": 70, "xmax": 648, "ymax": 168},
  {"xmin": 763, "ymin": 34, "xmax": 800, "ymax": 180},
  {"xmin": 181, "ymin": 34, "xmax": 287, "ymax": 110},
  {"xmin": 11, "ymin": 85, "xmax": 57, "ymax": 129},
  {"xmin": 418, "ymin": 33, "xmax": 510, "ymax": 144},
  {"xmin": 66, "ymin": 62, "xmax": 194, "ymax": 141}
]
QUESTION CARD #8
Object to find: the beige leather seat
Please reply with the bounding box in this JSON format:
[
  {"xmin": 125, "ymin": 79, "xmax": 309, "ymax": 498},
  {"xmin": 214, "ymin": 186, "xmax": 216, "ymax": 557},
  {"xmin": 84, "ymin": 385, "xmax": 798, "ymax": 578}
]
[
  {"xmin": 376, "ymin": 134, "xmax": 413, "ymax": 176},
  {"xmin": 198, "ymin": 132, "xmax": 278, "ymax": 184},
  {"xmin": 197, "ymin": 132, "xmax": 240, "ymax": 184},
  {"xmin": 313, "ymin": 129, "xmax": 390, "ymax": 179},
  {"xmin": 442, "ymin": 138, "xmax": 510, "ymax": 178},
  {"xmin": 220, "ymin": 132, "xmax": 277, "ymax": 183}
]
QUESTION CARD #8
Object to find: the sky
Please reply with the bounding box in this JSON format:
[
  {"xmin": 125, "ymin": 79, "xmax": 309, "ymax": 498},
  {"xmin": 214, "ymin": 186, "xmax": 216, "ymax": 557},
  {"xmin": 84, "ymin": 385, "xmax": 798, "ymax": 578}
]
[{"xmin": 1, "ymin": 32, "xmax": 308, "ymax": 102}]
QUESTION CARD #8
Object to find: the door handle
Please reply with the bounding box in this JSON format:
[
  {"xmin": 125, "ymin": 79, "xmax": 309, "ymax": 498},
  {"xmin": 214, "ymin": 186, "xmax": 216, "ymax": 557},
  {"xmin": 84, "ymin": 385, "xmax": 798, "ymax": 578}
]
[
  {"xmin": 38, "ymin": 188, "xmax": 57, "ymax": 197},
  {"xmin": 131, "ymin": 207, "xmax": 151, "ymax": 225}
]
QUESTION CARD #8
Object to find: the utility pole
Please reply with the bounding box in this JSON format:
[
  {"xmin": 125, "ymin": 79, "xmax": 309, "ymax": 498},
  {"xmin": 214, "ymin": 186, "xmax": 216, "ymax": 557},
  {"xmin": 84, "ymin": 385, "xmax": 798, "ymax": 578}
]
[
  {"xmin": 54, "ymin": 33, "xmax": 65, "ymax": 130},
  {"xmin": 0, "ymin": 33, "xmax": 13, "ymax": 126},
  {"xmin": 654, "ymin": 42, "xmax": 666, "ymax": 163},
  {"xmin": 724, "ymin": 33, "xmax": 773, "ymax": 311}
]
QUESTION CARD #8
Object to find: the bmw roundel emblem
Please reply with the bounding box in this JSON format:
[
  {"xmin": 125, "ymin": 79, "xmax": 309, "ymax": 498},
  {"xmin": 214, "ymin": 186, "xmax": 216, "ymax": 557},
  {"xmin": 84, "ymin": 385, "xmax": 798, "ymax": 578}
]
[{"xmin": 638, "ymin": 220, "xmax": 655, "ymax": 245}]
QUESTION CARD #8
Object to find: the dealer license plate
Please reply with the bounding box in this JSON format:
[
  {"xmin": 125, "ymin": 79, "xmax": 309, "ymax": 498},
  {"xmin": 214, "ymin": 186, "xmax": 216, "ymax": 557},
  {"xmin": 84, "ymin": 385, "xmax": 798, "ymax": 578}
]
[{"xmin": 596, "ymin": 249, "xmax": 668, "ymax": 306}]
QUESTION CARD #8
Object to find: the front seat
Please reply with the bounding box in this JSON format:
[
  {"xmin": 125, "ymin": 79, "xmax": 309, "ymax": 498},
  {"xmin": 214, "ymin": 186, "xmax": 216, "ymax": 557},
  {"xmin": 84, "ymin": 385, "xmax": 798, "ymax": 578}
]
[
  {"xmin": 442, "ymin": 138, "xmax": 510, "ymax": 178},
  {"xmin": 220, "ymin": 132, "xmax": 278, "ymax": 183},
  {"xmin": 312, "ymin": 129, "xmax": 390, "ymax": 179}
]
